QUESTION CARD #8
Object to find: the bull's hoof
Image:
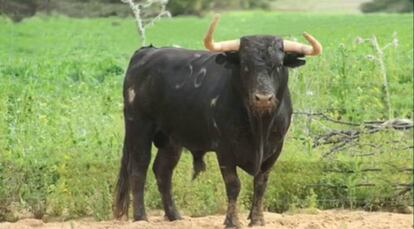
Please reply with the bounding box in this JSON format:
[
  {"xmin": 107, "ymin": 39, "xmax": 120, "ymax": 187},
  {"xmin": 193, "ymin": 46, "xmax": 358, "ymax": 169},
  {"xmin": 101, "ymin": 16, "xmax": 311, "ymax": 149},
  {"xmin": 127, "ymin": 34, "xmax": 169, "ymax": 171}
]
[
  {"xmin": 248, "ymin": 217, "xmax": 265, "ymax": 227},
  {"xmin": 165, "ymin": 211, "xmax": 182, "ymax": 221},
  {"xmin": 133, "ymin": 215, "xmax": 148, "ymax": 221},
  {"xmin": 248, "ymin": 210, "xmax": 265, "ymax": 226},
  {"xmin": 223, "ymin": 215, "xmax": 241, "ymax": 228}
]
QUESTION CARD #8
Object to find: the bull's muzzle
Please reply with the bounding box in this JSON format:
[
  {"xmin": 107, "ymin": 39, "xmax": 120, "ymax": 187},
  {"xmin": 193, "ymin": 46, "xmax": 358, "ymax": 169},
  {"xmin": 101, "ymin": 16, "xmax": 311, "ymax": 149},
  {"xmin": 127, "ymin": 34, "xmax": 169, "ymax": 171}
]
[{"xmin": 253, "ymin": 93, "xmax": 277, "ymax": 115}]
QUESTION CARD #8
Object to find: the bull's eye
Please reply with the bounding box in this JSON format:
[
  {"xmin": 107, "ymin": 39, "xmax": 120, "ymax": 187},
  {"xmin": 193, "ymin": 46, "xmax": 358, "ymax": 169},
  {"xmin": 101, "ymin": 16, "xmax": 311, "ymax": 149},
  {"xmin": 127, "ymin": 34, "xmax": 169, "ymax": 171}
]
[{"xmin": 268, "ymin": 64, "xmax": 277, "ymax": 75}]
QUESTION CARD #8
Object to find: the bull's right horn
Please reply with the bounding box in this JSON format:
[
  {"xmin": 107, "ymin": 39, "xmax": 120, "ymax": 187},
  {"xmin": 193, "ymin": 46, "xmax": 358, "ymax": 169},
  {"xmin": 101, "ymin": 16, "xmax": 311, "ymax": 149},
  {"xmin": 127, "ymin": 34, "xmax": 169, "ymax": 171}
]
[
  {"xmin": 204, "ymin": 15, "xmax": 240, "ymax": 52},
  {"xmin": 283, "ymin": 32, "xmax": 323, "ymax": 56}
]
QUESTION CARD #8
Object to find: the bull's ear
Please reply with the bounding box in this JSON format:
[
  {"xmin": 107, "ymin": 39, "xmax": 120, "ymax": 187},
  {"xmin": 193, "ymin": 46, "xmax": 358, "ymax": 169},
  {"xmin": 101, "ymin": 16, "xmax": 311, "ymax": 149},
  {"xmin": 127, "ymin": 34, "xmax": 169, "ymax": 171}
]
[
  {"xmin": 215, "ymin": 51, "xmax": 240, "ymax": 65},
  {"xmin": 283, "ymin": 53, "xmax": 306, "ymax": 68},
  {"xmin": 225, "ymin": 51, "xmax": 240, "ymax": 64}
]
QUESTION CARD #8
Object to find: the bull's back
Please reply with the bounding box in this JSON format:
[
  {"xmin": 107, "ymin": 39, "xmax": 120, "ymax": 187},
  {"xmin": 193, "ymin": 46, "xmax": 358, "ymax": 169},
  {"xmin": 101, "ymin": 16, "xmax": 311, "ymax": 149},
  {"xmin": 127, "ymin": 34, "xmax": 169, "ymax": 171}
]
[{"xmin": 125, "ymin": 47, "xmax": 238, "ymax": 151}]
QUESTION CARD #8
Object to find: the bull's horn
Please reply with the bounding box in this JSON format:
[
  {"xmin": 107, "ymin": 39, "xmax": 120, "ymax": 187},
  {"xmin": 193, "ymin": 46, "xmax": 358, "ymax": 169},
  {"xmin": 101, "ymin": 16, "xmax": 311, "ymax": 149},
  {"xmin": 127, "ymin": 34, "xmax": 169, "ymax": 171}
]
[
  {"xmin": 283, "ymin": 32, "xmax": 322, "ymax": 56},
  {"xmin": 204, "ymin": 15, "xmax": 240, "ymax": 52}
]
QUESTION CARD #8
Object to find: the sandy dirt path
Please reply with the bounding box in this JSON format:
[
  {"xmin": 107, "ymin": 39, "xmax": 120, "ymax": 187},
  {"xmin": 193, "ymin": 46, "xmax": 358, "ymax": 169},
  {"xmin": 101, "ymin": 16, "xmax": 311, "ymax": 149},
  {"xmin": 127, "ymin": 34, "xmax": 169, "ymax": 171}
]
[{"xmin": 0, "ymin": 210, "xmax": 412, "ymax": 229}]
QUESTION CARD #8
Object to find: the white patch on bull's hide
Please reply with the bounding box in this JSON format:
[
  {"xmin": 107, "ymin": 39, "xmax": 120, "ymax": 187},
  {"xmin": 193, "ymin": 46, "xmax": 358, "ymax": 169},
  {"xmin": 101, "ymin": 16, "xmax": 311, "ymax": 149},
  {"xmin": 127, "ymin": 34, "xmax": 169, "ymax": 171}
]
[
  {"xmin": 188, "ymin": 64, "xmax": 193, "ymax": 76},
  {"xmin": 244, "ymin": 66, "xmax": 249, "ymax": 72},
  {"xmin": 194, "ymin": 68, "xmax": 207, "ymax": 88},
  {"xmin": 212, "ymin": 119, "xmax": 219, "ymax": 129},
  {"xmin": 193, "ymin": 53, "xmax": 201, "ymax": 58},
  {"xmin": 175, "ymin": 64, "xmax": 193, "ymax": 89},
  {"xmin": 210, "ymin": 95, "xmax": 219, "ymax": 107},
  {"xmin": 211, "ymin": 115, "xmax": 221, "ymax": 137},
  {"xmin": 128, "ymin": 88, "xmax": 136, "ymax": 104},
  {"xmin": 276, "ymin": 67, "xmax": 280, "ymax": 73}
]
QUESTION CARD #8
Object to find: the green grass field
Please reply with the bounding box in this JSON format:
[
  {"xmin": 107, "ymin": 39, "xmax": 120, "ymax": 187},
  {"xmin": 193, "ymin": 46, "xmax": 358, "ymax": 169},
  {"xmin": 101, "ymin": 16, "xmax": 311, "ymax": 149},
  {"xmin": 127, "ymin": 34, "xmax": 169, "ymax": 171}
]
[{"xmin": 0, "ymin": 12, "xmax": 412, "ymax": 221}]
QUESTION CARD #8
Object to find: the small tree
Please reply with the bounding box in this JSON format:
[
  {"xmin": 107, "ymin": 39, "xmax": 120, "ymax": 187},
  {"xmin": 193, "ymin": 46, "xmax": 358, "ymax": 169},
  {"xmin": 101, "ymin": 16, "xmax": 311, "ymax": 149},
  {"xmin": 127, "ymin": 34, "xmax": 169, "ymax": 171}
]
[
  {"xmin": 121, "ymin": 0, "xmax": 171, "ymax": 46},
  {"xmin": 355, "ymin": 33, "xmax": 399, "ymax": 119}
]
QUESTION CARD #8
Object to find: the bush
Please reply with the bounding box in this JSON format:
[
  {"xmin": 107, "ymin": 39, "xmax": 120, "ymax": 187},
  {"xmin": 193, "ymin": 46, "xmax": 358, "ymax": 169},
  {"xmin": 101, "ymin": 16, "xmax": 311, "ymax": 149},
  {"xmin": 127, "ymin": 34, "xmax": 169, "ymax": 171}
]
[
  {"xmin": 361, "ymin": 0, "xmax": 413, "ymax": 13},
  {"xmin": 0, "ymin": 0, "xmax": 38, "ymax": 22},
  {"xmin": 0, "ymin": 0, "xmax": 273, "ymax": 21},
  {"xmin": 167, "ymin": 0, "xmax": 271, "ymax": 16},
  {"xmin": 0, "ymin": 0, "xmax": 130, "ymax": 22},
  {"xmin": 167, "ymin": 0, "xmax": 214, "ymax": 16}
]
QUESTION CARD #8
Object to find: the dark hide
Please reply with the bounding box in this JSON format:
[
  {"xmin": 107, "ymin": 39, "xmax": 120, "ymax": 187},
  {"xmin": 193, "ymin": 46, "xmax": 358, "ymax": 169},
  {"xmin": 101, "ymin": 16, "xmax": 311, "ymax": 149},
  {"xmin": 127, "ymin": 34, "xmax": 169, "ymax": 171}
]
[{"xmin": 114, "ymin": 36, "xmax": 306, "ymax": 227}]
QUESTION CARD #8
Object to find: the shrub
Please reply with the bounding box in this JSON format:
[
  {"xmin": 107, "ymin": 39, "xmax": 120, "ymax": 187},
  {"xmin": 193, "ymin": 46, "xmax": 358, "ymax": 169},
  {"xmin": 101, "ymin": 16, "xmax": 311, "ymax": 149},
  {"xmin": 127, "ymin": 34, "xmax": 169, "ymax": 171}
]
[
  {"xmin": 0, "ymin": 0, "xmax": 38, "ymax": 22},
  {"xmin": 167, "ymin": 0, "xmax": 272, "ymax": 16},
  {"xmin": 361, "ymin": 0, "xmax": 413, "ymax": 13}
]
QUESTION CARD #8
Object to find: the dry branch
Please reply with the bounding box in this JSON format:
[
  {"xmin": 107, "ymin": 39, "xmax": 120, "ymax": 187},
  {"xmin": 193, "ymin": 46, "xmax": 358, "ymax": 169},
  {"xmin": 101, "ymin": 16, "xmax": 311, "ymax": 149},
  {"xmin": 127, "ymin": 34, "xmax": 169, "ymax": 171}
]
[
  {"xmin": 293, "ymin": 111, "xmax": 413, "ymax": 156},
  {"xmin": 121, "ymin": 0, "xmax": 170, "ymax": 45},
  {"xmin": 355, "ymin": 33, "xmax": 399, "ymax": 119}
]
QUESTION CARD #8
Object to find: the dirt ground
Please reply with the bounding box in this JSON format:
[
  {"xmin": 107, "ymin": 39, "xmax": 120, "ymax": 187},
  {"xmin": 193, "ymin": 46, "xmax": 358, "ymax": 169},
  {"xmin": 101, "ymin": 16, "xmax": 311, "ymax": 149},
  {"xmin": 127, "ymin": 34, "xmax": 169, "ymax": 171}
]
[{"xmin": 0, "ymin": 210, "xmax": 412, "ymax": 229}]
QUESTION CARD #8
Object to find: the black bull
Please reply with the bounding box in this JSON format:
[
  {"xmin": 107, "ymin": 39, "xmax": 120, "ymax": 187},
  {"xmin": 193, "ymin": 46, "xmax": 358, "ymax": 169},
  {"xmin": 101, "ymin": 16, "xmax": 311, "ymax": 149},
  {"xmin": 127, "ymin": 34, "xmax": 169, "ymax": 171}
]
[{"xmin": 114, "ymin": 36, "xmax": 307, "ymax": 227}]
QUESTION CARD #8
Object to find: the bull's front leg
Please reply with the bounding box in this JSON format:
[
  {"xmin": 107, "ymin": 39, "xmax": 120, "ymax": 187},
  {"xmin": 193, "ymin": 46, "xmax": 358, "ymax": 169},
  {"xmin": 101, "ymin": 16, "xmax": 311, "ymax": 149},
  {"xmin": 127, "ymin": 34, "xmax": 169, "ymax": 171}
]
[
  {"xmin": 218, "ymin": 162, "xmax": 241, "ymax": 228},
  {"xmin": 248, "ymin": 147, "xmax": 281, "ymax": 226},
  {"xmin": 248, "ymin": 170, "xmax": 270, "ymax": 226}
]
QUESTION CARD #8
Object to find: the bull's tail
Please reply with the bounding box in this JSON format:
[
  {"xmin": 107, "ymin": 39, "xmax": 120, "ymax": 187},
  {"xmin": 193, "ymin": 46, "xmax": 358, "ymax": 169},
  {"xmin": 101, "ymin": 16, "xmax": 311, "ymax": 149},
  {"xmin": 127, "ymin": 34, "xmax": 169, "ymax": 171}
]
[
  {"xmin": 192, "ymin": 151, "xmax": 207, "ymax": 180},
  {"xmin": 113, "ymin": 146, "xmax": 130, "ymax": 219}
]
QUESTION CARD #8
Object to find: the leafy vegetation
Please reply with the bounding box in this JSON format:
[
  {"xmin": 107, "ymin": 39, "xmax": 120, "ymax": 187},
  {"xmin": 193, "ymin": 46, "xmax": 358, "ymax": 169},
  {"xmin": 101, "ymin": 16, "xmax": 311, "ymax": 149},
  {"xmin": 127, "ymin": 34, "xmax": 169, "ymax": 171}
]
[
  {"xmin": 0, "ymin": 0, "xmax": 131, "ymax": 22},
  {"xmin": 361, "ymin": 0, "xmax": 413, "ymax": 13},
  {"xmin": 0, "ymin": 0, "xmax": 272, "ymax": 22},
  {"xmin": 0, "ymin": 12, "xmax": 412, "ymax": 221},
  {"xmin": 167, "ymin": 0, "xmax": 271, "ymax": 16}
]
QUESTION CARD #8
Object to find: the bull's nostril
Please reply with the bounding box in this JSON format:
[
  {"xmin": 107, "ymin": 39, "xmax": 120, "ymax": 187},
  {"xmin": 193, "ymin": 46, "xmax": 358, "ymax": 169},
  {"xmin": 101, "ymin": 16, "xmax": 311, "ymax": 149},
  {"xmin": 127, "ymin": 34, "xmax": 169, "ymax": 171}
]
[
  {"xmin": 267, "ymin": 94, "xmax": 274, "ymax": 101},
  {"xmin": 255, "ymin": 93, "xmax": 274, "ymax": 103}
]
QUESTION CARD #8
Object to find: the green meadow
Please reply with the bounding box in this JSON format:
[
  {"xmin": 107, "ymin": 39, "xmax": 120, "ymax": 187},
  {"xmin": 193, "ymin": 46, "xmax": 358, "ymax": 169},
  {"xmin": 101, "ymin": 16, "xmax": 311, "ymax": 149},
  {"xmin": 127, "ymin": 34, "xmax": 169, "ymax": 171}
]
[{"xmin": 0, "ymin": 12, "xmax": 412, "ymax": 220}]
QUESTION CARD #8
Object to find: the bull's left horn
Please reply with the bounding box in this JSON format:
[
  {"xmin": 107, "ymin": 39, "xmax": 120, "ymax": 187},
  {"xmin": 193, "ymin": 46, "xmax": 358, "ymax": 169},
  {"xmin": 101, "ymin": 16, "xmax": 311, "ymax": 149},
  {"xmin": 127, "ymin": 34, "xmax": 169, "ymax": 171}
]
[
  {"xmin": 204, "ymin": 15, "xmax": 240, "ymax": 52},
  {"xmin": 283, "ymin": 32, "xmax": 323, "ymax": 56}
]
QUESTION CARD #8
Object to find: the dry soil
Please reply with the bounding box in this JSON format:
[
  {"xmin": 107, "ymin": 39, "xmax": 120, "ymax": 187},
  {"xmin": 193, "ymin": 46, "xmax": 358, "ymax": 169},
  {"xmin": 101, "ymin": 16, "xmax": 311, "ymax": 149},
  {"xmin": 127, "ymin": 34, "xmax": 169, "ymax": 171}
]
[{"xmin": 0, "ymin": 210, "xmax": 412, "ymax": 229}]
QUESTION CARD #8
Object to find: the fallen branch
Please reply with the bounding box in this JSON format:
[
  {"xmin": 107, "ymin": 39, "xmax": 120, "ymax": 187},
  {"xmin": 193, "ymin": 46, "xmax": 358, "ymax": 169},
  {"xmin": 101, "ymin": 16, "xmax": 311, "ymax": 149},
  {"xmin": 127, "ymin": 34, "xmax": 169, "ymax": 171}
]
[
  {"xmin": 293, "ymin": 111, "xmax": 413, "ymax": 156},
  {"xmin": 323, "ymin": 168, "xmax": 413, "ymax": 173},
  {"xmin": 293, "ymin": 112, "xmax": 413, "ymax": 130}
]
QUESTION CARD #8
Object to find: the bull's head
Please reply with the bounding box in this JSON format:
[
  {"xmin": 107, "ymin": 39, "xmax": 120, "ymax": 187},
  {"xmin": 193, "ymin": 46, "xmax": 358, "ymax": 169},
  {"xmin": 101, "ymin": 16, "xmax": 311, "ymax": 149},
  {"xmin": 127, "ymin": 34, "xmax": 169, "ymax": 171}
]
[{"xmin": 204, "ymin": 15, "xmax": 322, "ymax": 116}]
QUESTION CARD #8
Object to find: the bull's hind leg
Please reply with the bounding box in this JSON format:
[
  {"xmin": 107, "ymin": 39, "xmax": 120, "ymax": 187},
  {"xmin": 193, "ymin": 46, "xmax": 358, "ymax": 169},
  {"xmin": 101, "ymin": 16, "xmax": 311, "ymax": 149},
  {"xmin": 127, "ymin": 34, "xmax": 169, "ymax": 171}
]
[
  {"xmin": 126, "ymin": 116, "xmax": 154, "ymax": 221},
  {"xmin": 152, "ymin": 140, "xmax": 182, "ymax": 221}
]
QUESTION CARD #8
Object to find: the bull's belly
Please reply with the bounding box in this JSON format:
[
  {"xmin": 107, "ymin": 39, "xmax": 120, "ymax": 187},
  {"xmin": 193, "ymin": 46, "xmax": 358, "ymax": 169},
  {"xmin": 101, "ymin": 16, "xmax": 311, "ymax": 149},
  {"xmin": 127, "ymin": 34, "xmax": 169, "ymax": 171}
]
[
  {"xmin": 156, "ymin": 118, "xmax": 216, "ymax": 151},
  {"xmin": 170, "ymin": 132, "xmax": 214, "ymax": 152},
  {"xmin": 158, "ymin": 117, "xmax": 279, "ymax": 175}
]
